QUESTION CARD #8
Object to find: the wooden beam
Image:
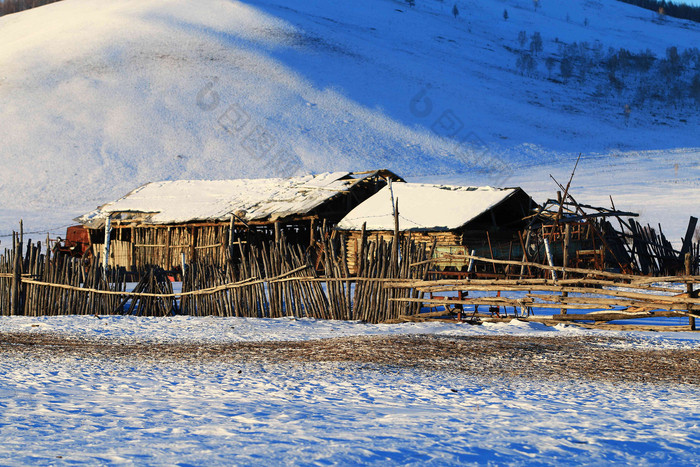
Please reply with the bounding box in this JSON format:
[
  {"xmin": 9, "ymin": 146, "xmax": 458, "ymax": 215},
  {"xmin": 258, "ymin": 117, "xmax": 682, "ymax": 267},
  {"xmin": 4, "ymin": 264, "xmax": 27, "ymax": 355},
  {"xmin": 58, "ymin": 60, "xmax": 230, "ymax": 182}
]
[
  {"xmin": 687, "ymin": 253, "xmax": 696, "ymax": 331},
  {"xmin": 384, "ymin": 282, "xmax": 700, "ymax": 306},
  {"xmin": 10, "ymin": 233, "xmax": 22, "ymax": 316},
  {"xmin": 561, "ymin": 223, "xmax": 571, "ymax": 314},
  {"xmin": 680, "ymin": 216, "xmax": 698, "ymax": 257},
  {"xmin": 414, "ymin": 251, "xmax": 696, "ymax": 282},
  {"xmin": 544, "ymin": 311, "xmax": 688, "ymax": 321}
]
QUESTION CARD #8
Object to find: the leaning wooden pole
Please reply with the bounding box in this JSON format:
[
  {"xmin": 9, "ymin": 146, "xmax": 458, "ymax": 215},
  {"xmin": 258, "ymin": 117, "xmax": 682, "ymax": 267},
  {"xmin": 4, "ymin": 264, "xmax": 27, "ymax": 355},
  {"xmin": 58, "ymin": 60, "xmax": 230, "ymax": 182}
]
[
  {"xmin": 554, "ymin": 153, "xmax": 581, "ymax": 224},
  {"xmin": 543, "ymin": 236, "xmax": 557, "ymax": 282},
  {"xmin": 519, "ymin": 229, "xmax": 531, "ymax": 279}
]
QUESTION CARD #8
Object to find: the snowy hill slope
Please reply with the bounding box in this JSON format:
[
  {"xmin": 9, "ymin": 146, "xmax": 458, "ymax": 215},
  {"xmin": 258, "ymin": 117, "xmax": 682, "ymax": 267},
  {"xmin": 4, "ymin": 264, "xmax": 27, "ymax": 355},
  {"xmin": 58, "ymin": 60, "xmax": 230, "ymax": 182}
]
[{"xmin": 0, "ymin": 0, "xmax": 698, "ymax": 241}]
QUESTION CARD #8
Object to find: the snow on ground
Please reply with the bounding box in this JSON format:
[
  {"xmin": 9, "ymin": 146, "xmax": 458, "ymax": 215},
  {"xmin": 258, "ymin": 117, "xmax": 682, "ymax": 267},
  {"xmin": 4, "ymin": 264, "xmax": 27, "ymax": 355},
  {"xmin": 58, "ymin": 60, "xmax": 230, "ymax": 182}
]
[
  {"xmin": 1, "ymin": 357, "xmax": 698, "ymax": 465},
  {"xmin": 1, "ymin": 0, "xmax": 699, "ymax": 462},
  {"xmin": 0, "ymin": 314, "xmax": 698, "ymax": 349},
  {"xmin": 0, "ymin": 316, "xmax": 699, "ymax": 465}
]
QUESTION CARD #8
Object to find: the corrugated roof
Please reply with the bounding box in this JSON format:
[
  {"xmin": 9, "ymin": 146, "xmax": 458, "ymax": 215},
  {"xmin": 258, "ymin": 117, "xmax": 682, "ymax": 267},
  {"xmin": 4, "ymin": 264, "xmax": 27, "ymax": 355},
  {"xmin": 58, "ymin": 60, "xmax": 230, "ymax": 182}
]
[
  {"xmin": 77, "ymin": 171, "xmax": 399, "ymax": 228},
  {"xmin": 336, "ymin": 182, "xmax": 523, "ymax": 231}
]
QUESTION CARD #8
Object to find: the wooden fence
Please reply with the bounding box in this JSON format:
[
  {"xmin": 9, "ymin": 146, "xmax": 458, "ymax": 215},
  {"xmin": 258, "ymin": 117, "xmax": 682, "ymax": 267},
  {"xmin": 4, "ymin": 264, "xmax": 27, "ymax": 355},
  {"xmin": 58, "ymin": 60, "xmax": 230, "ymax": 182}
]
[
  {"xmin": 388, "ymin": 252, "xmax": 699, "ymax": 330},
  {"xmin": 0, "ymin": 228, "xmax": 431, "ymax": 323},
  {"xmin": 0, "ymin": 229, "xmax": 698, "ymax": 329}
]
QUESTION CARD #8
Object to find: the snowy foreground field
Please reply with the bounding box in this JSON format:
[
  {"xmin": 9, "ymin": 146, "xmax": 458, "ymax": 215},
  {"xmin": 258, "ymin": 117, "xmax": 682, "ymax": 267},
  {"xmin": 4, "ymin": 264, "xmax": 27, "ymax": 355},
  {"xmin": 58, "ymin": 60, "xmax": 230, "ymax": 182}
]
[{"xmin": 0, "ymin": 317, "xmax": 699, "ymax": 466}]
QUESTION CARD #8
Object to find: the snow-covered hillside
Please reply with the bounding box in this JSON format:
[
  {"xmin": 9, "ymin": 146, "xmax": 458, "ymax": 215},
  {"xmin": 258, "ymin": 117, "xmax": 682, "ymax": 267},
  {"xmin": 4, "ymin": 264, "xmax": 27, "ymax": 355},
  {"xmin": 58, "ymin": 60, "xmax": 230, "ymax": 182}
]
[{"xmin": 0, "ymin": 0, "xmax": 698, "ymax": 242}]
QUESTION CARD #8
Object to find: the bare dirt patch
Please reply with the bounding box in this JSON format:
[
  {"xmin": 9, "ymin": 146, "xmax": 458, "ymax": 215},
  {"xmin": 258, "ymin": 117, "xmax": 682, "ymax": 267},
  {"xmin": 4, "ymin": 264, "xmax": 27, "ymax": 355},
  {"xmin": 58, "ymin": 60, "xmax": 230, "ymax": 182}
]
[{"xmin": 1, "ymin": 333, "xmax": 698, "ymax": 385}]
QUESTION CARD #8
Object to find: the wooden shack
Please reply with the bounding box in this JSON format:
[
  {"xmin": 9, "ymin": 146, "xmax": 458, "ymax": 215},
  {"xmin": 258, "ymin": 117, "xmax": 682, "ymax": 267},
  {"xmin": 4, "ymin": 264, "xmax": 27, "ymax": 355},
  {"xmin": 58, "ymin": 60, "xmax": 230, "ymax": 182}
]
[
  {"xmin": 335, "ymin": 182, "xmax": 534, "ymax": 275},
  {"xmin": 76, "ymin": 170, "xmax": 403, "ymax": 271}
]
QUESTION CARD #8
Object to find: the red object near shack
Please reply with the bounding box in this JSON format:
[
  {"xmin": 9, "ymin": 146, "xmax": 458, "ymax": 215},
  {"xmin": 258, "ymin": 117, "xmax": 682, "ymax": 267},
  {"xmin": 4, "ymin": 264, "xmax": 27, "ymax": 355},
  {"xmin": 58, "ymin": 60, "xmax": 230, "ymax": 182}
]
[{"xmin": 55, "ymin": 225, "xmax": 91, "ymax": 258}]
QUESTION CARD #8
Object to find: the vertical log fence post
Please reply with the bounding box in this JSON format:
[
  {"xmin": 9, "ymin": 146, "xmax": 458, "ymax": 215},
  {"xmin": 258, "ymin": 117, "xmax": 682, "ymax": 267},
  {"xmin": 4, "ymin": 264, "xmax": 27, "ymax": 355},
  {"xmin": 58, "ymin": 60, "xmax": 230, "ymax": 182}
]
[
  {"xmin": 165, "ymin": 226, "xmax": 171, "ymax": 270},
  {"xmin": 687, "ymin": 253, "xmax": 695, "ymax": 331},
  {"xmin": 309, "ymin": 217, "xmax": 317, "ymax": 248},
  {"xmin": 543, "ymin": 236, "xmax": 557, "ymax": 282},
  {"xmin": 519, "ymin": 229, "xmax": 531, "ymax": 279},
  {"xmin": 391, "ymin": 199, "xmax": 400, "ymax": 275},
  {"xmin": 357, "ymin": 222, "xmax": 366, "ymax": 277},
  {"xmin": 10, "ymin": 232, "xmax": 22, "ymax": 316},
  {"xmin": 467, "ymin": 249, "xmax": 476, "ymax": 273},
  {"xmin": 561, "ymin": 223, "xmax": 571, "ymax": 314},
  {"xmin": 102, "ymin": 216, "xmax": 112, "ymax": 272},
  {"xmin": 229, "ymin": 214, "xmax": 235, "ymax": 246}
]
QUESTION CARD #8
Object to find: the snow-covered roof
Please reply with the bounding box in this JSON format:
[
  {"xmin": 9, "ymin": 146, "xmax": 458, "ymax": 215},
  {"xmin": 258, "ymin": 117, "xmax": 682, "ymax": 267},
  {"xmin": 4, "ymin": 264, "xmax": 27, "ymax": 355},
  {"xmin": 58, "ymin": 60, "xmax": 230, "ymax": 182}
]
[
  {"xmin": 77, "ymin": 171, "xmax": 400, "ymax": 228},
  {"xmin": 336, "ymin": 182, "xmax": 526, "ymax": 231}
]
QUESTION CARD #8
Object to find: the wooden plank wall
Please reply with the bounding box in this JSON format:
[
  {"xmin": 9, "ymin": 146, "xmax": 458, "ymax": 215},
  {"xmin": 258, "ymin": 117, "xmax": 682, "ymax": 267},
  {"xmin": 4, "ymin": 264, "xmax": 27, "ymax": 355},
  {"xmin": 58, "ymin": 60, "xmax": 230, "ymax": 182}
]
[{"xmin": 344, "ymin": 230, "xmax": 460, "ymax": 275}]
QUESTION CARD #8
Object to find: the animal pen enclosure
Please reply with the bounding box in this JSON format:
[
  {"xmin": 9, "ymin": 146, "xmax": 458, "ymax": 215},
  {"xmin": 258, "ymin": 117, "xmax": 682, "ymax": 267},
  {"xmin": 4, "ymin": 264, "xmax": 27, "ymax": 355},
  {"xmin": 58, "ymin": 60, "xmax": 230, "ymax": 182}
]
[
  {"xmin": 1, "ymin": 221, "xmax": 698, "ymax": 330},
  {"xmin": 2, "ymin": 172, "xmax": 698, "ymax": 329}
]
